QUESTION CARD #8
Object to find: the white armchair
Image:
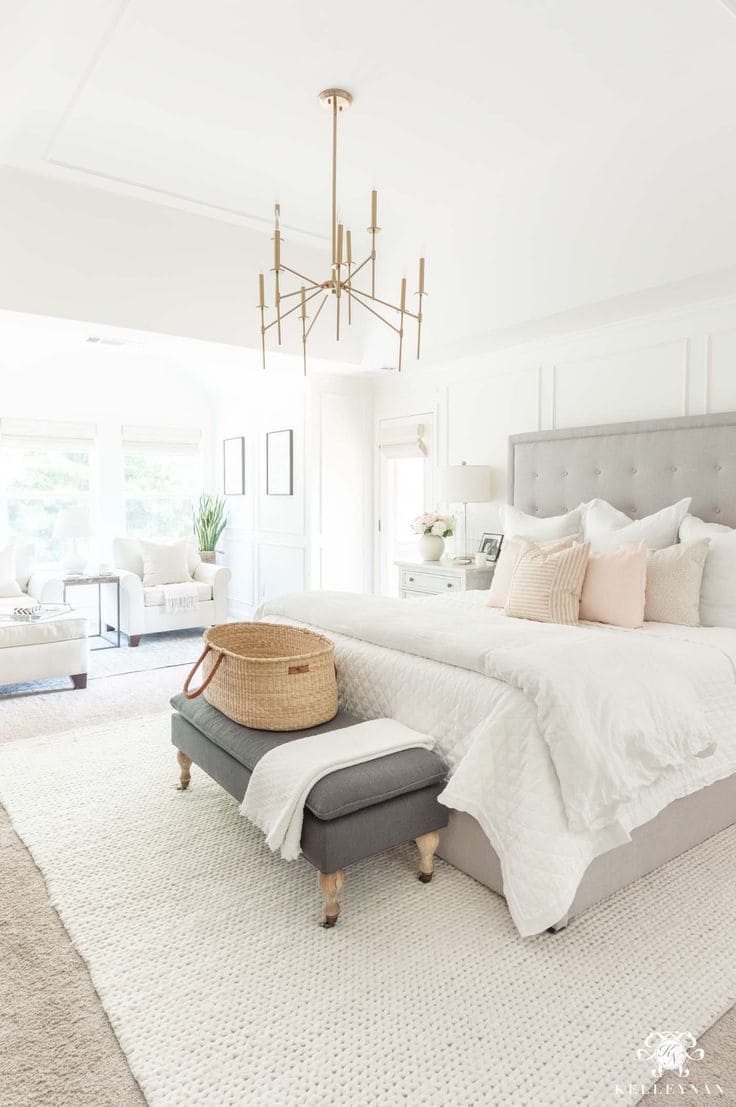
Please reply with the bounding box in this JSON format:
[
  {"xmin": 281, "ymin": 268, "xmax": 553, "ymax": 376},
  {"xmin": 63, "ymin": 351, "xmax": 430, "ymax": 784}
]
[{"xmin": 103, "ymin": 538, "xmax": 231, "ymax": 646}]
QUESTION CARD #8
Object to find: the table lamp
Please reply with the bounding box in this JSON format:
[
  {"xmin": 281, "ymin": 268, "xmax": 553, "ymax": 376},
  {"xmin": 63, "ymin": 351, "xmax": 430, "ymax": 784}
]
[
  {"xmin": 438, "ymin": 463, "xmax": 494, "ymax": 564},
  {"xmin": 53, "ymin": 506, "xmax": 92, "ymax": 575}
]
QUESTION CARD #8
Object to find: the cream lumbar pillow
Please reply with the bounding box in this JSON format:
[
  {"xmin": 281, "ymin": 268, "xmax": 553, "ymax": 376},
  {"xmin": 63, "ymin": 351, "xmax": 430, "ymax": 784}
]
[
  {"xmin": 505, "ymin": 540, "xmax": 590, "ymax": 625},
  {"xmin": 140, "ymin": 539, "xmax": 192, "ymax": 588},
  {"xmin": 679, "ymin": 514, "xmax": 736, "ymax": 627},
  {"xmin": 0, "ymin": 546, "xmax": 22, "ymax": 598},
  {"xmin": 584, "ymin": 497, "xmax": 691, "ymax": 551},
  {"xmin": 579, "ymin": 541, "xmax": 648, "ymax": 629},
  {"xmin": 504, "ymin": 503, "xmax": 583, "ymax": 543},
  {"xmin": 644, "ymin": 539, "xmax": 710, "ymax": 627},
  {"xmin": 488, "ymin": 535, "xmax": 579, "ymax": 608}
]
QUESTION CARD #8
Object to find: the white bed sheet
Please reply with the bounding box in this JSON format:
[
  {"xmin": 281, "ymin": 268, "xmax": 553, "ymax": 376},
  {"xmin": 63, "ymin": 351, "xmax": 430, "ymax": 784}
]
[{"xmin": 260, "ymin": 593, "xmax": 736, "ymax": 935}]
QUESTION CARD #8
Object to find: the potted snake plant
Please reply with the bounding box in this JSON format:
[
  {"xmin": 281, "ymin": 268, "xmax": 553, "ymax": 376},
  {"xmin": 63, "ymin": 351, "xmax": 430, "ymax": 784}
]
[{"xmin": 193, "ymin": 492, "xmax": 228, "ymax": 564}]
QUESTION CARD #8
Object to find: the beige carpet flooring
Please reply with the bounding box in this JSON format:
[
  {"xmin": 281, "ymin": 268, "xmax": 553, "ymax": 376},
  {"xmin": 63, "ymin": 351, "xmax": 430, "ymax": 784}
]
[{"xmin": 1, "ymin": 663, "xmax": 736, "ymax": 1105}]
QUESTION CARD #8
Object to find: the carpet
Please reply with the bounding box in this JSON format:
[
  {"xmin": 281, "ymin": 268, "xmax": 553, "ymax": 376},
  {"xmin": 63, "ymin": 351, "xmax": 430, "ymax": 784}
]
[
  {"xmin": 1, "ymin": 716, "xmax": 735, "ymax": 1106},
  {"xmin": 0, "ymin": 628, "xmax": 203, "ymax": 697}
]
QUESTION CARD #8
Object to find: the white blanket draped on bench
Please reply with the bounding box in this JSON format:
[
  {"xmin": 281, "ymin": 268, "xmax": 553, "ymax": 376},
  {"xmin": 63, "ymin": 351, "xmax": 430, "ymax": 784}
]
[{"xmin": 241, "ymin": 717, "xmax": 435, "ymax": 860}]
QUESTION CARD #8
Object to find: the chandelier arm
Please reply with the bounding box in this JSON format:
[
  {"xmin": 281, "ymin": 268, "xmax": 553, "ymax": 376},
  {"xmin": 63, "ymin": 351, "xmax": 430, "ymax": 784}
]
[
  {"xmin": 263, "ymin": 286, "xmax": 324, "ymax": 332},
  {"xmin": 280, "ymin": 264, "xmax": 323, "ymax": 287},
  {"xmin": 347, "ymin": 286, "xmax": 419, "ymax": 321},
  {"xmin": 350, "ymin": 291, "xmax": 401, "ymax": 335},
  {"xmin": 278, "ymin": 283, "xmax": 322, "ymax": 300},
  {"xmin": 343, "ymin": 254, "xmax": 372, "ymax": 283},
  {"xmin": 305, "ymin": 294, "xmax": 329, "ymax": 340}
]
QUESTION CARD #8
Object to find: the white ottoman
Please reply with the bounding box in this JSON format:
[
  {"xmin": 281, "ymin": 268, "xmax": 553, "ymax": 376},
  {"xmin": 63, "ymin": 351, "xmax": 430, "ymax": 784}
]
[{"xmin": 0, "ymin": 604, "xmax": 89, "ymax": 690}]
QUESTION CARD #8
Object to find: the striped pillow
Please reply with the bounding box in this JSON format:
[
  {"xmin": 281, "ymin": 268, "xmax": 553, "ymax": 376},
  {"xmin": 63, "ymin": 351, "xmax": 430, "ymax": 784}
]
[{"xmin": 505, "ymin": 540, "xmax": 590, "ymax": 625}]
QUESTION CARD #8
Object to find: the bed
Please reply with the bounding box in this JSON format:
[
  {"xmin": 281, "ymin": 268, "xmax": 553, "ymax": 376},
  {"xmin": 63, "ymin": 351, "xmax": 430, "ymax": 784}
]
[{"xmin": 259, "ymin": 411, "xmax": 736, "ymax": 935}]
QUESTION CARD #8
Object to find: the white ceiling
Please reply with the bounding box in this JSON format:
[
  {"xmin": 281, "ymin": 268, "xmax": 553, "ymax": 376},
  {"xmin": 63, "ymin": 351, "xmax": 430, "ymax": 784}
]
[{"xmin": 2, "ymin": 0, "xmax": 736, "ymax": 358}]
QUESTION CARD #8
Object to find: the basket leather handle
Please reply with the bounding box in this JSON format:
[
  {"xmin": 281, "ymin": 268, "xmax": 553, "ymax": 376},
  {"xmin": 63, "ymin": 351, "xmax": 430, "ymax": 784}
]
[{"xmin": 183, "ymin": 645, "xmax": 225, "ymax": 700}]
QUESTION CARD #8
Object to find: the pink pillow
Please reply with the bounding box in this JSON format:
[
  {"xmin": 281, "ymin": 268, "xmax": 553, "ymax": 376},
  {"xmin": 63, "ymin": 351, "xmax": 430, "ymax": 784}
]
[
  {"xmin": 488, "ymin": 535, "xmax": 578, "ymax": 608},
  {"xmin": 579, "ymin": 541, "xmax": 647, "ymax": 629}
]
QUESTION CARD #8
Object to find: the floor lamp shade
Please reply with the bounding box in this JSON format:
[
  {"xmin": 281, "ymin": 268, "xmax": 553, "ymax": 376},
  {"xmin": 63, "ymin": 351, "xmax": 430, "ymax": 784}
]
[{"xmin": 437, "ymin": 463, "xmax": 494, "ymax": 563}]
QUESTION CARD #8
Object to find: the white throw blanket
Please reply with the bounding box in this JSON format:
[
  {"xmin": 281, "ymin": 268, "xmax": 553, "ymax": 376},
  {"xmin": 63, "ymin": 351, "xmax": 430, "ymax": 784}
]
[
  {"xmin": 259, "ymin": 591, "xmax": 733, "ymax": 836},
  {"xmin": 241, "ymin": 717, "xmax": 435, "ymax": 861},
  {"xmin": 160, "ymin": 582, "xmax": 199, "ymax": 614}
]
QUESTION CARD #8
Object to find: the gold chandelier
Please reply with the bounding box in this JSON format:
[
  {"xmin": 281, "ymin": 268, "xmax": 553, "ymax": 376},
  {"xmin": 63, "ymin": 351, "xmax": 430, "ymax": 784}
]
[{"xmin": 257, "ymin": 88, "xmax": 426, "ymax": 374}]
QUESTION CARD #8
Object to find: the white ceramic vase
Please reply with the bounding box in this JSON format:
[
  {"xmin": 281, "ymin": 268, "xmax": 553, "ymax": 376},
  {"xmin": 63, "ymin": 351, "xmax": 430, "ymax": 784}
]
[{"xmin": 418, "ymin": 533, "xmax": 445, "ymax": 562}]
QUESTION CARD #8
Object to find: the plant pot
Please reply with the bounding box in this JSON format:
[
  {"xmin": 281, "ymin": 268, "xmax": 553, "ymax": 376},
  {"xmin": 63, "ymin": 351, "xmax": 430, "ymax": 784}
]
[
  {"xmin": 200, "ymin": 550, "xmax": 217, "ymax": 564},
  {"xmin": 418, "ymin": 534, "xmax": 445, "ymax": 562}
]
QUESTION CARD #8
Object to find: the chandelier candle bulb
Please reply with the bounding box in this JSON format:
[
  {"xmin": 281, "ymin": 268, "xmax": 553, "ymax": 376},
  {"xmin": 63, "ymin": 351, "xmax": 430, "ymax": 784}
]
[
  {"xmin": 346, "ymin": 229, "xmax": 352, "ymax": 265},
  {"xmin": 371, "ymin": 190, "xmax": 378, "ymax": 229},
  {"xmin": 336, "ymin": 223, "xmax": 343, "ymax": 266},
  {"xmin": 418, "ymin": 257, "xmax": 425, "ymax": 295},
  {"xmin": 258, "ymin": 273, "xmax": 265, "ymax": 309}
]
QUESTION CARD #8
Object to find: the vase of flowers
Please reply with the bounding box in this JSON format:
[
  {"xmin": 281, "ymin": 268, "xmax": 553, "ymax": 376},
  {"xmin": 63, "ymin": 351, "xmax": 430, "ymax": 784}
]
[{"xmin": 412, "ymin": 512, "xmax": 455, "ymax": 562}]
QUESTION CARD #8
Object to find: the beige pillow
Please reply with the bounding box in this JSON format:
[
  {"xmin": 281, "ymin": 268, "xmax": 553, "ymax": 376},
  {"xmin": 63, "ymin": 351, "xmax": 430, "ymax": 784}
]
[
  {"xmin": 645, "ymin": 539, "xmax": 710, "ymax": 626},
  {"xmin": 505, "ymin": 540, "xmax": 590, "ymax": 625},
  {"xmin": 140, "ymin": 539, "xmax": 192, "ymax": 588},
  {"xmin": 488, "ymin": 535, "xmax": 580, "ymax": 608}
]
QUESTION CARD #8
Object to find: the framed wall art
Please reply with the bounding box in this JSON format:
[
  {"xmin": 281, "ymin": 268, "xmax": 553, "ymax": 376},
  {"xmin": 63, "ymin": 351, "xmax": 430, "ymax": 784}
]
[
  {"xmin": 223, "ymin": 436, "xmax": 245, "ymax": 495},
  {"xmin": 266, "ymin": 429, "xmax": 293, "ymax": 496}
]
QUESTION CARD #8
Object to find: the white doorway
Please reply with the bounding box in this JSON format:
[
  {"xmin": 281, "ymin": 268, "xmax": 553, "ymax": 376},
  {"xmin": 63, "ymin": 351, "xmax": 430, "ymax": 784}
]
[{"xmin": 377, "ymin": 414, "xmax": 434, "ymax": 595}]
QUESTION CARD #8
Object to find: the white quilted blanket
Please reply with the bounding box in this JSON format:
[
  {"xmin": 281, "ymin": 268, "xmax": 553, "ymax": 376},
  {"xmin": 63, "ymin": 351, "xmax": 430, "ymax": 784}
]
[
  {"xmin": 259, "ymin": 591, "xmax": 736, "ymax": 935},
  {"xmin": 241, "ymin": 718, "xmax": 434, "ymax": 860}
]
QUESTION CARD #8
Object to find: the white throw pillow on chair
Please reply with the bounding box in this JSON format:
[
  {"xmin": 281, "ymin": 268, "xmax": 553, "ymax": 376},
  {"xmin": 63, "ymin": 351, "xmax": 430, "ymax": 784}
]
[
  {"xmin": 0, "ymin": 546, "xmax": 22, "ymax": 597},
  {"xmin": 140, "ymin": 540, "xmax": 192, "ymax": 588}
]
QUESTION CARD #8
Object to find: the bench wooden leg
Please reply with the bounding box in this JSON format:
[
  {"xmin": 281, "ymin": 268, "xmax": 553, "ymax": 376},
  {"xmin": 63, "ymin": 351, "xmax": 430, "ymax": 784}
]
[
  {"xmin": 176, "ymin": 750, "xmax": 192, "ymax": 791},
  {"xmin": 416, "ymin": 831, "xmax": 440, "ymax": 883},
  {"xmin": 129, "ymin": 635, "xmax": 141, "ymax": 648},
  {"xmin": 318, "ymin": 869, "xmax": 344, "ymax": 928},
  {"xmin": 71, "ymin": 673, "xmax": 87, "ymax": 689}
]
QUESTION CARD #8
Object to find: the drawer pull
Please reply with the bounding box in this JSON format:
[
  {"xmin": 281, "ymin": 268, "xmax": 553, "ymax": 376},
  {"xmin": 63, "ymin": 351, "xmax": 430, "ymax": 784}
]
[
  {"xmin": 446, "ymin": 582, "xmax": 454, "ymax": 589},
  {"xmin": 408, "ymin": 576, "xmax": 414, "ymax": 582}
]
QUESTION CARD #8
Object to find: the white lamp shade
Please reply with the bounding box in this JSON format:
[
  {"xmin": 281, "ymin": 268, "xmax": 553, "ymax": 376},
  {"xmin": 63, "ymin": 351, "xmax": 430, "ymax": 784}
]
[
  {"xmin": 438, "ymin": 464, "xmax": 494, "ymax": 504},
  {"xmin": 53, "ymin": 506, "xmax": 92, "ymax": 539}
]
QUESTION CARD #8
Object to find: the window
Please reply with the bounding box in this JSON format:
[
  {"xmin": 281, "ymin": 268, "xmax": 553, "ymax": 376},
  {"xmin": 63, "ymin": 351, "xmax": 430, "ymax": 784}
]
[
  {"xmin": 377, "ymin": 416, "xmax": 434, "ymax": 594},
  {"xmin": 122, "ymin": 425, "xmax": 202, "ymax": 538},
  {"xmin": 0, "ymin": 420, "xmax": 96, "ymax": 562}
]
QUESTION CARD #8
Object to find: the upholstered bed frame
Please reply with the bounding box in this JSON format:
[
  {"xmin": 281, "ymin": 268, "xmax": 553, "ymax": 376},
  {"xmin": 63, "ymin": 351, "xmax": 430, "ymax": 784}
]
[{"xmin": 438, "ymin": 410, "xmax": 736, "ymax": 930}]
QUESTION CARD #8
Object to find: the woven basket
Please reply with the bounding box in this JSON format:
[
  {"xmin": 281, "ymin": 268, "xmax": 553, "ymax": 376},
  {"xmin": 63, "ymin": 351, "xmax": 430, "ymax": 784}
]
[{"xmin": 183, "ymin": 622, "xmax": 338, "ymax": 731}]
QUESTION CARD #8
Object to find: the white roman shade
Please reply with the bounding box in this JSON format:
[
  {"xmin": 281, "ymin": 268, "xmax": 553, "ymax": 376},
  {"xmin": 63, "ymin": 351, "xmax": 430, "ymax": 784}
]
[
  {"xmin": 378, "ymin": 421, "xmax": 428, "ymax": 459},
  {"xmin": 0, "ymin": 418, "xmax": 97, "ymax": 446},
  {"xmin": 122, "ymin": 425, "xmax": 202, "ymax": 453}
]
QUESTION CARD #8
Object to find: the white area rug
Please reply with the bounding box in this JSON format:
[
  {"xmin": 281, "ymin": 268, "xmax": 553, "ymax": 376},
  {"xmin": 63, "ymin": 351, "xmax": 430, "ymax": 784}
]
[{"xmin": 1, "ymin": 715, "xmax": 734, "ymax": 1107}]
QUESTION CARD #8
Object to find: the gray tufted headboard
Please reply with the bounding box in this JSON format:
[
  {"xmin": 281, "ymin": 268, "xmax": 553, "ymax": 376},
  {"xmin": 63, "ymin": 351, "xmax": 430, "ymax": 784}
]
[{"xmin": 508, "ymin": 412, "xmax": 736, "ymax": 528}]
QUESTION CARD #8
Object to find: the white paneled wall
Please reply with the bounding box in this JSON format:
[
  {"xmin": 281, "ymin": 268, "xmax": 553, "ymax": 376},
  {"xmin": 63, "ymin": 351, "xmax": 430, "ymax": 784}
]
[
  {"xmin": 215, "ymin": 370, "xmax": 372, "ymax": 618},
  {"xmin": 373, "ymin": 295, "xmax": 736, "ymax": 583}
]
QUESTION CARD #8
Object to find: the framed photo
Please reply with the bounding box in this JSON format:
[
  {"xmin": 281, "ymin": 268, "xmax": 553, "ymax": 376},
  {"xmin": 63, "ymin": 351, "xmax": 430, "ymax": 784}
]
[
  {"xmin": 479, "ymin": 532, "xmax": 504, "ymax": 563},
  {"xmin": 223, "ymin": 437, "xmax": 245, "ymax": 495},
  {"xmin": 266, "ymin": 429, "xmax": 293, "ymax": 496}
]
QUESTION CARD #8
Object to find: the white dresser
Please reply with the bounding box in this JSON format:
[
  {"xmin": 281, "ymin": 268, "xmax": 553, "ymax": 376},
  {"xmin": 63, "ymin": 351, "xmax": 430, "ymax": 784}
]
[{"xmin": 395, "ymin": 559, "xmax": 494, "ymax": 599}]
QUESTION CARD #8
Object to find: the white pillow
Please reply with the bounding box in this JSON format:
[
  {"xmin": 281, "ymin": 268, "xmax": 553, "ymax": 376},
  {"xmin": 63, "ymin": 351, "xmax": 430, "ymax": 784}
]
[
  {"xmin": 0, "ymin": 546, "xmax": 22, "ymax": 597},
  {"xmin": 503, "ymin": 504, "xmax": 583, "ymax": 542},
  {"xmin": 114, "ymin": 536, "xmax": 201, "ymax": 579},
  {"xmin": 679, "ymin": 514, "xmax": 736, "ymax": 627},
  {"xmin": 584, "ymin": 497, "xmax": 690, "ymax": 551},
  {"xmin": 644, "ymin": 539, "xmax": 710, "ymax": 627},
  {"xmin": 140, "ymin": 540, "xmax": 192, "ymax": 588}
]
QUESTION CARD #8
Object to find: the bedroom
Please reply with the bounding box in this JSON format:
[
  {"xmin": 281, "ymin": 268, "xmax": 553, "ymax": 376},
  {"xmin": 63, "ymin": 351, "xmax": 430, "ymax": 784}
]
[{"xmin": 2, "ymin": 2, "xmax": 736, "ymax": 1105}]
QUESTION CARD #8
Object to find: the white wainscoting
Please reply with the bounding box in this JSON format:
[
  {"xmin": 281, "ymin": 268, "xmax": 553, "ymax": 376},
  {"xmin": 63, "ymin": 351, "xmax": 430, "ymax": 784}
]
[{"xmin": 372, "ymin": 294, "xmax": 736, "ymax": 572}]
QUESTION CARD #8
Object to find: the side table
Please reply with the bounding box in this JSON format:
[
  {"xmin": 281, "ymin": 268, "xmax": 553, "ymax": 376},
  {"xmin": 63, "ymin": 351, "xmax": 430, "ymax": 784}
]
[{"xmin": 62, "ymin": 575, "xmax": 121, "ymax": 650}]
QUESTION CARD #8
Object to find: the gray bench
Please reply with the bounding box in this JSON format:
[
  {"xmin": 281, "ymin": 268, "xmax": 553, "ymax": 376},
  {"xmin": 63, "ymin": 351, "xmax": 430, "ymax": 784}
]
[{"xmin": 170, "ymin": 694, "xmax": 449, "ymax": 926}]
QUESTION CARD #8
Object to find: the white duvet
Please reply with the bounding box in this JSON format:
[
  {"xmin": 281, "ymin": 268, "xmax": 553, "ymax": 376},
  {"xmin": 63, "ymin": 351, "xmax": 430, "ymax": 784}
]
[{"xmin": 258, "ymin": 591, "xmax": 736, "ymax": 935}]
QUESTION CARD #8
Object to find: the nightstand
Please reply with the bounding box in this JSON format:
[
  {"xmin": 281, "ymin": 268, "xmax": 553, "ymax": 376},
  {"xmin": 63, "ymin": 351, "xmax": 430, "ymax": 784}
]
[{"xmin": 395, "ymin": 559, "xmax": 494, "ymax": 599}]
